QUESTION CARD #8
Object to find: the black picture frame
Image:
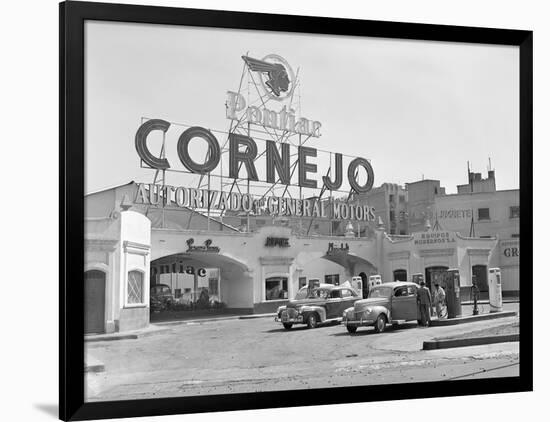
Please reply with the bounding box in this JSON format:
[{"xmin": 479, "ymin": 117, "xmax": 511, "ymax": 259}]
[{"xmin": 60, "ymin": 1, "xmax": 533, "ymax": 420}]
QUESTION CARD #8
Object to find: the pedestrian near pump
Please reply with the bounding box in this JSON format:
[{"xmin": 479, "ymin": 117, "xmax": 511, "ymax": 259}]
[
  {"xmin": 416, "ymin": 281, "xmax": 432, "ymax": 326},
  {"xmin": 433, "ymin": 283, "xmax": 446, "ymax": 318}
]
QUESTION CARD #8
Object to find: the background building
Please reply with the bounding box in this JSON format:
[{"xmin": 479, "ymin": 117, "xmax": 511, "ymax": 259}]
[{"xmin": 357, "ymin": 183, "xmax": 408, "ymax": 235}]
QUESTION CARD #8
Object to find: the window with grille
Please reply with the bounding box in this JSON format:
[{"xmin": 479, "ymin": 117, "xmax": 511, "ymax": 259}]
[
  {"xmin": 127, "ymin": 270, "xmax": 144, "ymax": 304},
  {"xmin": 478, "ymin": 208, "xmax": 490, "ymax": 221}
]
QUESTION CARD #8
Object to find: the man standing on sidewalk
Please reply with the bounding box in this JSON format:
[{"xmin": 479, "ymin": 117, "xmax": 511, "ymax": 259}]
[{"xmin": 417, "ymin": 280, "xmax": 432, "ymax": 326}]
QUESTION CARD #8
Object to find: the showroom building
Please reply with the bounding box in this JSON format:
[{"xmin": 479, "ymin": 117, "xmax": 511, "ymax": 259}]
[{"xmin": 84, "ymin": 180, "xmax": 514, "ymax": 334}]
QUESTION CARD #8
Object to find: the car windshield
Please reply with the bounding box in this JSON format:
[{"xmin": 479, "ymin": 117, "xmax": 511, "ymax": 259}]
[
  {"xmin": 307, "ymin": 288, "xmax": 330, "ymax": 299},
  {"xmin": 152, "ymin": 286, "xmax": 170, "ymax": 294},
  {"xmin": 369, "ymin": 286, "xmax": 392, "ymax": 298}
]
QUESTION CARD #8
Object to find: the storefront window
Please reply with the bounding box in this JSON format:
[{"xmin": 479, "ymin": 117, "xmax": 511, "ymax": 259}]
[
  {"xmin": 208, "ymin": 277, "xmax": 219, "ymax": 296},
  {"xmin": 127, "ymin": 270, "xmax": 144, "ymax": 304},
  {"xmin": 324, "ymin": 274, "xmax": 340, "ymax": 285},
  {"xmin": 265, "ymin": 277, "xmax": 288, "ymax": 300}
]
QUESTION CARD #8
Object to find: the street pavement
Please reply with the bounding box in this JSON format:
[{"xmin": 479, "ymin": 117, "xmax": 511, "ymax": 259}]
[{"xmin": 85, "ymin": 303, "xmax": 519, "ymax": 401}]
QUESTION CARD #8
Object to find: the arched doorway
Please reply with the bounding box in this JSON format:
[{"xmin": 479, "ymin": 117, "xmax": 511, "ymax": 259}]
[
  {"xmin": 84, "ymin": 270, "xmax": 106, "ymax": 334},
  {"xmin": 472, "ymin": 265, "xmax": 489, "ymax": 292},
  {"xmin": 393, "ymin": 269, "xmax": 407, "ymax": 281},
  {"xmin": 358, "ymin": 272, "xmax": 368, "ymax": 298},
  {"xmin": 425, "ymin": 266, "xmax": 448, "ymax": 291},
  {"xmin": 149, "ymin": 252, "xmax": 251, "ymax": 321}
]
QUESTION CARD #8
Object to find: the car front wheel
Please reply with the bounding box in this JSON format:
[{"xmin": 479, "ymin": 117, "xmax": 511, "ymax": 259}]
[
  {"xmin": 306, "ymin": 313, "xmax": 318, "ymax": 329},
  {"xmin": 374, "ymin": 315, "xmax": 387, "ymax": 333},
  {"xmin": 282, "ymin": 323, "xmax": 293, "ymax": 330}
]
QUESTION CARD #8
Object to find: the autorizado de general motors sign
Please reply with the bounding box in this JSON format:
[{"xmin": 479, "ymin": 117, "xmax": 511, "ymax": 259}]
[{"xmin": 133, "ymin": 54, "xmax": 376, "ymax": 223}]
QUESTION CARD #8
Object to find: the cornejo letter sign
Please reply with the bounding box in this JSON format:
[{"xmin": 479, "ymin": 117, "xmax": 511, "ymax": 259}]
[{"xmin": 134, "ymin": 54, "xmax": 376, "ymax": 222}]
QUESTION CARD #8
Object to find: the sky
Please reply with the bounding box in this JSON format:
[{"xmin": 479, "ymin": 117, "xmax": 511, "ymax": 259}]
[{"xmin": 84, "ymin": 21, "xmax": 519, "ymax": 196}]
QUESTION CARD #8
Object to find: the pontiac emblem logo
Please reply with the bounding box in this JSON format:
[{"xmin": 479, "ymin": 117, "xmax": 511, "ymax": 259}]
[{"xmin": 242, "ymin": 54, "xmax": 295, "ymax": 100}]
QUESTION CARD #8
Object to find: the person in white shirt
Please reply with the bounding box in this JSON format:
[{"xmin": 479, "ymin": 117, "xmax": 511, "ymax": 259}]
[{"xmin": 433, "ymin": 283, "xmax": 446, "ymax": 318}]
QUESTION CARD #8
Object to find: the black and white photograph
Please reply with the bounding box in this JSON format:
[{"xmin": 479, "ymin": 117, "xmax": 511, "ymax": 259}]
[
  {"xmin": 81, "ymin": 11, "xmax": 525, "ymax": 405},
  {"xmin": 5, "ymin": 0, "xmax": 550, "ymax": 421}
]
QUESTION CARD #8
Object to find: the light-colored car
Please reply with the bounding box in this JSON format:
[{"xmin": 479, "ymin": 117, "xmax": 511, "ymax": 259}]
[
  {"xmin": 275, "ymin": 285, "xmax": 361, "ymax": 329},
  {"xmin": 342, "ymin": 281, "xmax": 420, "ymax": 334}
]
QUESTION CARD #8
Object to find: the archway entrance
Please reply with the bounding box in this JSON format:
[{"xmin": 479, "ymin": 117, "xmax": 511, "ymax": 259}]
[
  {"xmin": 472, "ymin": 265, "xmax": 489, "ymax": 292},
  {"xmin": 321, "ymin": 252, "xmax": 377, "ymax": 299},
  {"xmin": 84, "ymin": 270, "xmax": 106, "ymax": 334},
  {"xmin": 425, "ymin": 266, "xmax": 448, "ymax": 291},
  {"xmin": 150, "ymin": 252, "xmax": 251, "ymax": 321}
]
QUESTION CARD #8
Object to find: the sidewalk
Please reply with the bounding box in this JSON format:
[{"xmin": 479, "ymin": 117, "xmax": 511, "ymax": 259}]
[
  {"xmin": 461, "ymin": 298, "xmax": 519, "ymax": 306},
  {"xmin": 430, "ymin": 310, "xmax": 517, "ymax": 327},
  {"xmin": 85, "ymin": 324, "xmax": 172, "ymax": 343}
]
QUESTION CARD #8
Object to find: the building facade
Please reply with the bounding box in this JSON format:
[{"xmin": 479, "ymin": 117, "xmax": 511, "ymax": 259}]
[
  {"xmin": 84, "ymin": 179, "xmax": 518, "ymax": 334},
  {"xmin": 405, "ymin": 170, "xmax": 520, "ymax": 295}
]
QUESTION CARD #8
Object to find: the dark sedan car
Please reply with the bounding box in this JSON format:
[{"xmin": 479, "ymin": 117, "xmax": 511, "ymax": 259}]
[
  {"xmin": 275, "ymin": 285, "xmax": 361, "ymax": 329},
  {"xmin": 342, "ymin": 281, "xmax": 420, "ymax": 334},
  {"xmin": 150, "ymin": 284, "xmax": 175, "ymax": 312}
]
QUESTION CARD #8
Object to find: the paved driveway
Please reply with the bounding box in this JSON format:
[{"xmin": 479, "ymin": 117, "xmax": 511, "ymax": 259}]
[{"xmin": 85, "ymin": 303, "xmax": 519, "ymax": 401}]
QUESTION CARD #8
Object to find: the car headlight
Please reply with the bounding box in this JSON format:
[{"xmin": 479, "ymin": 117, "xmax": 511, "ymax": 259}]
[{"xmin": 365, "ymin": 307, "xmax": 373, "ymax": 314}]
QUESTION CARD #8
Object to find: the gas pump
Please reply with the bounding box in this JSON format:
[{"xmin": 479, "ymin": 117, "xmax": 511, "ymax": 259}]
[
  {"xmin": 412, "ymin": 273, "xmax": 424, "ymax": 285},
  {"xmin": 351, "ymin": 276, "xmax": 364, "ymax": 299},
  {"xmin": 369, "ymin": 275, "xmax": 382, "ymax": 286},
  {"xmin": 488, "ymin": 268, "xmax": 503, "ymax": 313},
  {"xmin": 444, "ymin": 269, "xmax": 462, "ymax": 318}
]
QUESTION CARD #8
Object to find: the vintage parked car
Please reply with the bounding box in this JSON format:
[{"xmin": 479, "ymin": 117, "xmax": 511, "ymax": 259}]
[
  {"xmin": 342, "ymin": 281, "xmax": 420, "ymax": 334},
  {"xmin": 275, "ymin": 285, "xmax": 361, "ymax": 329},
  {"xmin": 150, "ymin": 284, "xmax": 175, "ymax": 312}
]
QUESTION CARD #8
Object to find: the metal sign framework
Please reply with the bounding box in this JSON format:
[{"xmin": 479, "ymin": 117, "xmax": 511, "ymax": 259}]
[{"xmin": 141, "ymin": 54, "xmax": 368, "ymax": 234}]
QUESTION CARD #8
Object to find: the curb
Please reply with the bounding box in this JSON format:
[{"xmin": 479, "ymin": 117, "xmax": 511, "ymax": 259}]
[
  {"xmin": 461, "ymin": 299, "xmax": 519, "ymax": 305},
  {"xmin": 153, "ymin": 313, "xmax": 276, "ymax": 326},
  {"xmin": 85, "ymin": 327, "xmax": 172, "ymax": 343},
  {"xmin": 430, "ymin": 311, "xmax": 517, "ymax": 327},
  {"xmin": 239, "ymin": 313, "xmax": 276, "ymax": 320},
  {"xmin": 423, "ymin": 333, "xmax": 519, "ymax": 350},
  {"xmin": 84, "ymin": 356, "xmax": 105, "ymax": 373},
  {"xmin": 153, "ymin": 315, "xmax": 244, "ymax": 326}
]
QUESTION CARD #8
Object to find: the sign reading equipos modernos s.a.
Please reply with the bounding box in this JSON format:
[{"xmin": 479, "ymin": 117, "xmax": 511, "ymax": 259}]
[{"xmin": 413, "ymin": 231, "xmax": 457, "ymax": 246}]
